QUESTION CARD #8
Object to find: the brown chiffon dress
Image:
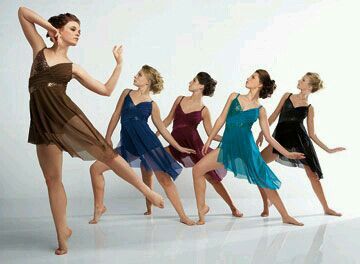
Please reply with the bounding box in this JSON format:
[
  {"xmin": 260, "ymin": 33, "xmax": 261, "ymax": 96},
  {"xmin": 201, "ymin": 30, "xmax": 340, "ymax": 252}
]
[{"xmin": 28, "ymin": 48, "xmax": 117, "ymax": 162}]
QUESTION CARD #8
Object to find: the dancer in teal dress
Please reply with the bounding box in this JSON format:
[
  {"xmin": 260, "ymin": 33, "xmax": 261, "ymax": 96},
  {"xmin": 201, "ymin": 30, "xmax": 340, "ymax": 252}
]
[{"xmin": 193, "ymin": 69, "xmax": 305, "ymax": 225}]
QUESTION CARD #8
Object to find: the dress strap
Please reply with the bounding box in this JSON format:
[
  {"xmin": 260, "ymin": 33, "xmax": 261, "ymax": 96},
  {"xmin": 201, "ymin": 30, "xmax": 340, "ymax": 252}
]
[
  {"xmin": 200, "ymin": 105, "xmax": 206, "ymax": 112},
  {"xmin": 127, "ymin": 89, "xmax": 132, "ymax": 96},
  {"xmin": 288, "ymin": 93, "xmax": 292, "ymax": 99},
  {"xmin": 258, "ymin": 105, "xmax": 263, "ymax": 109},
  {"xmin": 236, "ymin": 93, "xmax": 240, "ymax": 99},
  {"xmin": 179, "ymin": 96, "xmax": 185, "ymax": 103}
]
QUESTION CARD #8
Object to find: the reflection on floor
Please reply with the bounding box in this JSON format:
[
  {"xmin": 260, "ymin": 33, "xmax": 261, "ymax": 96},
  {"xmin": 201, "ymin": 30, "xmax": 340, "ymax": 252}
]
[{"xmin": 0, "ymin": 198, "xmax": 358, "ymax": 264}]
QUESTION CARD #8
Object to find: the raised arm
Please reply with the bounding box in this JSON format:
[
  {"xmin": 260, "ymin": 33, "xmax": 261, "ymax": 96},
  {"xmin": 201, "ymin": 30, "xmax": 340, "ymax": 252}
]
[
  {"xmin": 256, "ymin": 92, "xmax": 290, "ymax": 146},
  {"xmin": 201, "ymin": 92, "xmax": 238, "ymax": 154},
  {"xmin": 72, "ymin": 45, "xmax": 123, "ymax": 96},
  {"xmin": 104, "ymin": 89, "xmax": 130, "ymax": 146},
  {"xmin": 259, "ymin": 107, "xmax": 305, "ymax": 159},
  {"xmin": 151, "ymin": 102, "xmax": 195, "ymax": 154},
  {"xmin": 155, "ymin": 96, "xmax": 182, "ymax": 136},
  {"xmin": 202, "ymin": 107, "xmax": 222, "ymax": 142},
  {"xmin": 18, "ymin": 6, "xmax": 57, "ymax": 56},
  {"xmin": 307, "ymin": 105, "xmax": 345, "ymax": 153}
]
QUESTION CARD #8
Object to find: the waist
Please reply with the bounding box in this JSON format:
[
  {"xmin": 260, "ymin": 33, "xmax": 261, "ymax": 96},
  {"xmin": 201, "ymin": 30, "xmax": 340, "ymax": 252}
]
[{"xmin": 29, "ymin": 82, "xmax": 67, "ymax": 94}]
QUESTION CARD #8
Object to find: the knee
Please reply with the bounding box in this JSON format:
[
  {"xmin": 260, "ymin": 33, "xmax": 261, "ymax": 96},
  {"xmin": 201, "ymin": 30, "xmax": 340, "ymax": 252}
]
[
  {"xmin": 44, "ymin": 174, "xmax": 62, "ymax": 187},
  {"xmin": 205, "ymin": 176, "xmax": 215, "ymax": 185},
  {"xmin": 192, "ymin": 165, "xmax": 202, "ymax": 178}
]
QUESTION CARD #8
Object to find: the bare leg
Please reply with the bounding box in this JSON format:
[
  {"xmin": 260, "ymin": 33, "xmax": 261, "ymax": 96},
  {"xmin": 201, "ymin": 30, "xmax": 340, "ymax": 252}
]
[
  {"xmin": 104, "ymin": 155, "xmax": 164, "ymax": 208},
  {"xmin": 258, "ymin": 145, "xmax": 278, "ymax": 217},
  {"xmin": 193, "ymin": 149, "xmax": 224, "ymax": 225},
  {"xmin": 141, "ymin": 164, "xmax": 154, "ymax": 215},
  {"xmin": 264, "ymin": 188, "xmax": 304, "ymax": 226},
  {"xmin": 304, "ymin": 165, "xmax": 341, "ymax": 216},
  {"xmin": 36, "ymin": 144, "xmax": 72, "ymax": 255},
  {"xmin": 89, "ymin": 161, "xmax": 111, "ymax": 224},
  {"xmin": 154, "ymin": 171, "xmax": 195, "ymax": 226},
  {"xmin": 205, "ymin": 174, "xmax": 243, "ymax": 217}
]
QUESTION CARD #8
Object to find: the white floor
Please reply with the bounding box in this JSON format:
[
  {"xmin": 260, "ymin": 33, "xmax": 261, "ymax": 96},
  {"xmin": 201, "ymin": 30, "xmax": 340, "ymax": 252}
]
[{"xmin": 0, "ymin": 198, "xmax": 359, "ymax": 264}]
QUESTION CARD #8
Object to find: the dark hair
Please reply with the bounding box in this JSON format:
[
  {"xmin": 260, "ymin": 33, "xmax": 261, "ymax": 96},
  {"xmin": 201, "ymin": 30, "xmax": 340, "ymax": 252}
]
[
  {"xmin": 46, "ymin": 13, "xmax": 80, "ymax": 38},
  {"xmin": 196, "ymin": 72, "xmax": 217, "ymax": 97},
  {"xmin": 255, "ymin": 69, "xmax": 276, "ymax": 99}
]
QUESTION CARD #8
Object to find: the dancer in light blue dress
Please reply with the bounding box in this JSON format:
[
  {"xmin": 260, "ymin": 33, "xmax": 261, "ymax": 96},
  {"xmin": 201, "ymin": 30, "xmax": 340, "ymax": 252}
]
[{"xmin": 193, "ymin": 69, "xmax": 305, "ymax": 226}]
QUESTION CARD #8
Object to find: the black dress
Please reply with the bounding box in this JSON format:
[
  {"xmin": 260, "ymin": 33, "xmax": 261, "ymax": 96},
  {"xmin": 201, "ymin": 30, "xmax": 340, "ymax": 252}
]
[{"xmin": 272, "ymin": 93, "xmax": 323, "ymax": 179}]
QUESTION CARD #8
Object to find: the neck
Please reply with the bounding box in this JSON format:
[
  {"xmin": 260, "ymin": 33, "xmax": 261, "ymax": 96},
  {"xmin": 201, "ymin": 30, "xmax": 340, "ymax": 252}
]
[
  {"xmin": 50, "ymin": 44, "xmax": 69, "ymax": 57},
  {"xmin": 189, "ymin": 91, "xmax": 203, "ymax": 103},
  {"xmin": 246, "ymin": 88, "xmax": 260, "ymax": 101},
  {"xmin": 136, "ymin": 85, "xmax": 150, "ymax": 96},
  {"xmin": 297, "ymin": 90, "xmax": 310, "ymax": 100}
]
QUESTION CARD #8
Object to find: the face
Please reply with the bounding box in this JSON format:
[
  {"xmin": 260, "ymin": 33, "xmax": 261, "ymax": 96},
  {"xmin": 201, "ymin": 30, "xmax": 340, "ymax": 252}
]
[
  {"xmin": 133, "ymin": 70, "xmax": 150, "ymax": 87},
  {"xmin": 188, "ymin": 77, "xmax": 204, "ymax": 92},
  {"xmin": 245, "ymin": 72, "xmax": 262, "ymax": 90},
  {"xmin": 297, "ymin": 75, "xmax": 312, "ymax": 92},
  {"xmin": 59, "ymin": 21, "xmax": 81, "ymax": 46}
]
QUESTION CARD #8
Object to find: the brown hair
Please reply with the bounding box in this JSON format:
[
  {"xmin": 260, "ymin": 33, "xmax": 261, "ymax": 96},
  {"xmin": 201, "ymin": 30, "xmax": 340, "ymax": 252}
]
[
  {"xmin": 141, "ymin": 65, "xmax": 164, "ymax": 94},
  {"xmin": 46, "ymin": 13, "xmax": 80, "ymax": 38},
  {"xmin": 305, "ymin": 72, "xmax": 324, "ymax": 93},
  {"xmin": 196, "ymin": 72, "xmax": 217, "ymax": 97},
  {"xmin": 255, "ymin": 69, "xmax": 277, "ymax": 99}
]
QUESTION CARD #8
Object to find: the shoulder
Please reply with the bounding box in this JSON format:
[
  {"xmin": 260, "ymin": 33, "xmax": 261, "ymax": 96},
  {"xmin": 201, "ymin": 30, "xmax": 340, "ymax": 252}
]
[
  {"xmin": 228, "ymin": 92, "xmax": 239, "ymax": 100},
  {"xmin": 174, "ymin": 95, "xmax": 185, "ymax": 104},
  {"xmin": 282, "ymin": 92, "xmax": 291, "ymax": 99}
]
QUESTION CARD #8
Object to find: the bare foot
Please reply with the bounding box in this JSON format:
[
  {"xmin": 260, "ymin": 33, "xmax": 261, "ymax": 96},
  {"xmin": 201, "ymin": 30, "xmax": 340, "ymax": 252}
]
[
  {"xmin": 144, "ymin": 209, "xmax": 152, "ymax": 215},
  {"xmin": 231, "ymin": 207, "xmax": 243, "ymax": 217},
  {"xmin": 89, "ymin": 206, "xmax": 107, "ymax": 224},
  {"xmin": 55, "ymin": 227, "xmax": 72, "ymax": 255},
  {"xmin": 260, "ymin": 210, "xmax": 269, "ymax": 217},
  {"xmin": 147, "ymin": 191, "xmax": 164, "ymax": 208},
  {"xmin": 180, "ymin": 217, "xmax": 196, "ymax": 226},
  {"xmin": 282, "ymin": 216, "xmax": 304, "ymax": 226},
  {"xmin": 196, "ymin": 205, "xmax": 210, "ymax": 225},
  {"xmin": 324, "ymin": 208, "xmax": 342, "ymax": 217}
]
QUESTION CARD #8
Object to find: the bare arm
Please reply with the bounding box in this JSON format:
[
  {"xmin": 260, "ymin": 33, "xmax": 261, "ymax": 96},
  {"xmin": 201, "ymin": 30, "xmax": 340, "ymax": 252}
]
[
  {"xmin": 72, "ymin": 46, "xmax": 123, "ymax": 96},
  {"xmin": 201, "ymin": 92, "xmax": 238, "ymax": 154},
  {"xmin": 155, "ymin": 96, "xmax": 183, "ymax": 136},
  {"xmin": 202, "ymin": 107, "xmax": 222, "ymax": 142},
  {"xmin": 256, "ymin": 92, "xmax": 290, "ymax": 146},
  {"xmin": 259, "ymin": 107, "xmax": 305, "ymax": 159},
  {"xmin": 104, "ymin": 89, "xmax": 130, "ymax": 145},
  {"xmin": 151, "ymin": 102, "xmax": 195, "ymax": 154},
  {"xmin": 307, "ymin": 106, "xmax": 345, "ymax": 153},
  {"xmin": 18, "ymin": 6, "xmax": 57, "ymax": 56}
]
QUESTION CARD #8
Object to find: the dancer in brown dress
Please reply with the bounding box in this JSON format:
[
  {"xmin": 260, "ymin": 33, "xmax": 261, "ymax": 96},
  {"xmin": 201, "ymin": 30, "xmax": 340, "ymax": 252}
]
[{"xmin": 18, "ymin": 6, "xmax": 164, "ymax": 255}]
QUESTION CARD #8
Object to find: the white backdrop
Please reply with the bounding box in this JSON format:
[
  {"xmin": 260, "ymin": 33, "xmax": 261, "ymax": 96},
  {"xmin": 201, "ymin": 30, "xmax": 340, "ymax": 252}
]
[{"xmin": 0, "ymin": 0, "xmax": 358, "ymax": 214}]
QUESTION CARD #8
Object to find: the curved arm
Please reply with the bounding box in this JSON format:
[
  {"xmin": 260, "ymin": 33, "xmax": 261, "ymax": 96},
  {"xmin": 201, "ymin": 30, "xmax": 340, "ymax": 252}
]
[
  {"xmin": 206, "ymin": 92, "xmax": 238, "ymax": 143},
  {"xmin": 151, "ymin": 102, "xmax": 183, "ymax": 151},
  {"xmin": 307, "ymin": 105, "xmax": 331, "ymax": 152},
  {"xmin": 155, "ymin": 96, "xmax": 182, "ymax": 136},
  {"xmin": 105, "ymin": 89, "xmax": 129, "ymax": 140},
  {"xmin": 258, "ymin": 107, "xmax": 291, "ymax": 157},
  {"xmin": 72, "ymin": 62, "xmax": 123, "ymax": 97},
  {"xmin": 18, "ymin": 6, "xmax": 55, "ymax": 55},
  {"xmin": 202, "ymin": 107, "xmax": 222, "ymax": 142}
]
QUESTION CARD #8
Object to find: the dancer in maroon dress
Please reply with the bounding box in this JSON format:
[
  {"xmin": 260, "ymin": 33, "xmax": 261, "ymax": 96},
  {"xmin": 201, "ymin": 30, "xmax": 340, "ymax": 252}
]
[{"xmin": 144, "ymin": 72, "xmax": 242, "ymax": 217}]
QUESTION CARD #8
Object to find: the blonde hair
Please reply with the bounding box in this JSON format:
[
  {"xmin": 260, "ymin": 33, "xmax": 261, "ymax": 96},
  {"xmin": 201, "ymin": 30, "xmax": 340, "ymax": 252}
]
[
  {"xmin": 305, "ymin": 72, "xmax": 324, "ymax": 93},
  {"xmin": 141, "ymin": 65, "xmax": 164, "ymax": 94}
]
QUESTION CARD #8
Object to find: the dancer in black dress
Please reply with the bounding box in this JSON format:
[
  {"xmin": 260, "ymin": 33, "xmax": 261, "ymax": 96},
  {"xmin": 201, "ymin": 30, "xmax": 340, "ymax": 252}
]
[{"xmin": 256, "ymin": 72, "xmax": 345, "ymax": 217}]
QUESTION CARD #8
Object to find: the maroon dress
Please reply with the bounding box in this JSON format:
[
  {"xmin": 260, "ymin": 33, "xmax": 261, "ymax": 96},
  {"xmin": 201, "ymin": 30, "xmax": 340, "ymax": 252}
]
[{"xmin": 168, "ymin": 97, "xmax": 226, "ymax": 181}]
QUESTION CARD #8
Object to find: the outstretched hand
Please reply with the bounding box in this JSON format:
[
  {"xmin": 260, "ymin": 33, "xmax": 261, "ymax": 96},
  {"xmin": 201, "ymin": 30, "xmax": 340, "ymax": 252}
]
[
  {"xmin": 256, "ymin": 132, "xmax": 264, "ymax": 147},
  {"xmin": 328, "ymin": 147, "xmax": 346, "ymax": 153},
  {"xmin": 178, "ymin": 146, "xmax": 196, "ymax": 154},
  {"xmin": 113, "ymin": 45, "xmax": 123, "ymax": 65}
]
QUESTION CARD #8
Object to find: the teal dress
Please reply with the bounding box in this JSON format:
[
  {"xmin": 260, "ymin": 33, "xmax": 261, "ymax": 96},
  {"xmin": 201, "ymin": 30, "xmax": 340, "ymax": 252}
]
[{"xmin": 217, "ymin": 94, "xmax": 281, "ymax": 190}]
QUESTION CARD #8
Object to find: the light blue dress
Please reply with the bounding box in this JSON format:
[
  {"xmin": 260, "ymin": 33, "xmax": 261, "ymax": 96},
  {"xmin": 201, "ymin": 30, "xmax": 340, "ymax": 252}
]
[{"xmin": 217, "ymin": 94, "xmax": 281, "ymax": 190}]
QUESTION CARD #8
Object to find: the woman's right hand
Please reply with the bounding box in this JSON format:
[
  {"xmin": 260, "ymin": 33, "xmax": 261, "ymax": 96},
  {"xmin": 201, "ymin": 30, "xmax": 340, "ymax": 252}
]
[
  {"xmin": 113, "ymin": 45, "xmax": 123, "ymax": 65},
  {"xmin": 47, "ymin": 28, "xmax": 59, "ymax": 43},
  {"xmin": 285, "ymin": 151, "xmax": 305, "ymax": 160},
  {"xmin": 256, "ymin": 132, "xmax": 264, "ymax": 147},
  {"xmin": 202, "ymin": 140, "xmax": 212, "ymax": 156}
]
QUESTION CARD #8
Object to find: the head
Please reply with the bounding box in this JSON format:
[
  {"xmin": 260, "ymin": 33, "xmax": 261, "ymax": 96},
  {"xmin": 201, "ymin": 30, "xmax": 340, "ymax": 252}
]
[
  {"xmin": 188, "ymin": 72, "xmax": 217, "ymax": 96},
  {"xmin": 46, "ymin": 13, "xmax": 81, "ymax": 46},
  {"xmin": 245, "ymin": 69, "xmax": 276, "ymax": 99},
  {"xmin": 133, "ymin": 65, "xmax": 164, "ymax": 94},
  {"xmin": 297, "ymin": 72, "xmax": 324, "ymax": 93}
]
